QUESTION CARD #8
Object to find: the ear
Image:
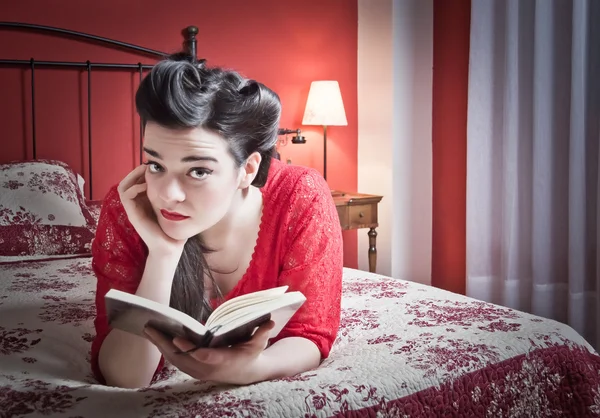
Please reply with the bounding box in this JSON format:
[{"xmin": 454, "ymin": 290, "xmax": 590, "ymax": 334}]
[{"xmin": 238, "ymin": 152, "xmax": 262, "ymax": 189}]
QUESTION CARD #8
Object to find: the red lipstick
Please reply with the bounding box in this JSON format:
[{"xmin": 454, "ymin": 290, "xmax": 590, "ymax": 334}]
[{"xmin": 160, "ymin": 209, "xmax": 190, "ymax": 221}]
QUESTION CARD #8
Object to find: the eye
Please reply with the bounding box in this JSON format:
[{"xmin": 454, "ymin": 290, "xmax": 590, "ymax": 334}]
[
  {"xmin": 189, "ymin": 168, "xmax": 213, "ymax": 180},
  {"xmin": 143, "ymin": 161, "xmax": 163, "ymax": 174}
]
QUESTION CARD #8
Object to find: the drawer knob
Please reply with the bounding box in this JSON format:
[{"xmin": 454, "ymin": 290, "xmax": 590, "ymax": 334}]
[{"xmin": 359, "ymin": 211, "xmax": 364, "ymax": 218}]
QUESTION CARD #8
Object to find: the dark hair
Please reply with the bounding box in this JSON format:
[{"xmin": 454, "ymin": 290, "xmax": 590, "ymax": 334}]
[{"xmin": 135, "ymin": 53, "xmax": 281, "ymax": 323}]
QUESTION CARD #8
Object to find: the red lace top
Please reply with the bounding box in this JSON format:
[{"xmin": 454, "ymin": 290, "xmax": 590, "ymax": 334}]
[{"xmin": 90, "ymin": 158, "xmax": 344, "ymax": 384}]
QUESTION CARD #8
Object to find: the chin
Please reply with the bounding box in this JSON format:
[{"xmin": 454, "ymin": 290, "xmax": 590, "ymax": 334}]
[
  {"xmin": 158, "ymin": 220, "xmax": 201, "ymax": 242},
  {"xmin": 164, "ymin": 230, "xmax": 194, "ymax": 241}
]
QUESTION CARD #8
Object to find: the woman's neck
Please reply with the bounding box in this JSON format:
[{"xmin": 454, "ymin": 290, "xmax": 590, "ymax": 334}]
[{"xmin": 201, "ymin": 185, "xmax": 262, "ymax": 252}]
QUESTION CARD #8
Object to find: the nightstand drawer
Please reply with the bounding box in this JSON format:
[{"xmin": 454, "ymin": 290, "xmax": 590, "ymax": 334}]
[{"xmin": 348, "ymin": 204, "xmax": 377, "ymax": 228}]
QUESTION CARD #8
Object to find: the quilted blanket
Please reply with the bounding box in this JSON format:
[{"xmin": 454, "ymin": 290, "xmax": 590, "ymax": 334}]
[{"xmin": 1, "ymin": 257, "xmax": 600, "ymax": 417}]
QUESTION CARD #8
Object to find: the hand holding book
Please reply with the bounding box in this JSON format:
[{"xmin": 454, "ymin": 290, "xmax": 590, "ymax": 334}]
[{"xmin": 143, "ymin": 319, "xmax": 276, "ymax": 385}]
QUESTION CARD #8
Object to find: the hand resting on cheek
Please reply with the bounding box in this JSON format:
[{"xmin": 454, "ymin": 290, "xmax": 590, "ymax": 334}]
[{"xmin": 117, "ymin": 164, "xmax": 187, "ymax": 257}]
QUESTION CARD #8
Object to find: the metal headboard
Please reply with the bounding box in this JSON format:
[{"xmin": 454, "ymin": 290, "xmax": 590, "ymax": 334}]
[{"xmin": 0, "ymin": 22, "xmax": 200, "ymax": 199}]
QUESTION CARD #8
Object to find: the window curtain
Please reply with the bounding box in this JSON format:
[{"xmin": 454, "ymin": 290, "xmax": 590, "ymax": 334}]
[{"xmin": 466, "ymin": 0, "xmax": 600, "ymax": 351}]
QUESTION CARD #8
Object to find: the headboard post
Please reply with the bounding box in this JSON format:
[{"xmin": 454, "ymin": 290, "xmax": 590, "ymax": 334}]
[{"xmin": 183, "ymin": 26, "xmax": 199, "ymax": 63}]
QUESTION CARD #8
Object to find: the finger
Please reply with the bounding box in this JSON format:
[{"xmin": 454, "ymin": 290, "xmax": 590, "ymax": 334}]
[
  {"xmin": 121, "ymin": 182, "xmax": 147, "ymax": 201},
  {"xmin": 135, "ymin": 171, "xmax": 147, "ymax": 184},
  {"xmin": 118, "ymin": 165, "xmax": 147, "ymax": 194},
  {"xmin": 188, "ymin": 347, "xmax": 225, "ymax": 364},
  {"xmin": 262, "ymin": 320, "xmax": 276, "ymax": 332},
  {"xmin": 250, "ymin": 320, "xmax": 275, "ymax": 342},
  {"xmin": 171, "ymin": 337, "xmax": 222, "ymax": 364},
  {"xmin": 172, "ymin": 337, "xmax": 196, "ymax": 353},
  {"xmin": 144, "ymin": 327, "xmax": 178, "ymax": 353},
  {"xmin": 237, "ymin": 321, "xmax": 274, "ymax": 352}
]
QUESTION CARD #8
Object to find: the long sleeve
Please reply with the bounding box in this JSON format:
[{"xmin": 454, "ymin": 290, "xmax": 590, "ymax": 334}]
[
  {"xmin": 271, "ymin": 172, "xmax": 344, "ymax": 359},
  {"xmin": 90, "ymin": 186, "xmax": 153, "ymax": 383}
]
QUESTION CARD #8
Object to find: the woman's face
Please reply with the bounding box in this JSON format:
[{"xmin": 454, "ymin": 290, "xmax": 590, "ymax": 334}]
[{"xmin": 142, "ymin": 122, "xmax": 247, "ymax": 241}]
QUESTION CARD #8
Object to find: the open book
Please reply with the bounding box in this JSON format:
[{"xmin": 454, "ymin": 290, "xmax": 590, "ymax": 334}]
[{"xmin": 104, "ymin": 286, "xmax": 306, "ymax": 350}]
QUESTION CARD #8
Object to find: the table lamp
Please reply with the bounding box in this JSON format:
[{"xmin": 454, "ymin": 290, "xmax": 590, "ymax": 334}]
[{"xmin": 301, "ymin": 80, "xmax": 347, "ymax": 181}]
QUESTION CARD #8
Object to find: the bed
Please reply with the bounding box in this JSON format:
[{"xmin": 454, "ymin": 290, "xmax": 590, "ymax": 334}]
[{"xmin": 1, "ymin": 23, "xmax": 600, "ymax": 418}]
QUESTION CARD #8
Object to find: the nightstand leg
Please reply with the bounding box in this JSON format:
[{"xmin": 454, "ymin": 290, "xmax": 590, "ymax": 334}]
[{"xmin": 368, "ymin": 228, "xmax": 377, "ymax": 273}]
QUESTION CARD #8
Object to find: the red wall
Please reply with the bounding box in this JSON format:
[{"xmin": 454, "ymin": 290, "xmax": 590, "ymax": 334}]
[
  {"xmin": 431, "ymin": 0, "xmax": 470, "ymax": 294},
  {"xmin": 0, "ymin": 0, "xmax": 359, "ymax": 267}
]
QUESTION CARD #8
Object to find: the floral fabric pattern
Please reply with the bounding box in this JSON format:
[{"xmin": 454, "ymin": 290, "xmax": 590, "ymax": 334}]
[
  {"xmin": 1, "ymin": 260, "xmax": 599, "ymax": 417},
  {"xmin": 0, "ymin": 160, "xmax": 97, "ymax": 259}
]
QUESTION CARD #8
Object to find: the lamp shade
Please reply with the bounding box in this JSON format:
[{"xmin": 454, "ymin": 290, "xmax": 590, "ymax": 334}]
[{"xmin": 301, "ymin": 80, "xmax": 348, "ymax": 126}]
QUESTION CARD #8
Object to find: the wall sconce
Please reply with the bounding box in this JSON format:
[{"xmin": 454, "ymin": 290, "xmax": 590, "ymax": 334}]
[
  {"xmin": 277, "ymin": 128, "xmax": 306, "ymax": 146},
  {"xmin": 301, "ymin": 80, "xmax": 347, "ymax": 181},
  {"xmin": 274, "ymin": 128, "xmax": 305, "ymax": 161}
]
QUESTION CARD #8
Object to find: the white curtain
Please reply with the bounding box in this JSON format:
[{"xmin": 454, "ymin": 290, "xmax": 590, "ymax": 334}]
[{"xmin": 466, "ymin": 0, "xmax": 600, "ymax": 351}]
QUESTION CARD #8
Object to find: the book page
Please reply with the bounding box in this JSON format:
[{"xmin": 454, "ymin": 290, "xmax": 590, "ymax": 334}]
[
  {"xmin": 210, "ymin": 292, "xmax": 306, "ymax": 343},
  {"xmin": 206, "ymin": 286, "xmax": 289, "ymax": 328}
]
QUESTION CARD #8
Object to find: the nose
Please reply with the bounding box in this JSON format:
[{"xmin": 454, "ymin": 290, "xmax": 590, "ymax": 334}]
[{"xmin": 157, "ymin": 176, "xmax": 185, "ymax": 204}]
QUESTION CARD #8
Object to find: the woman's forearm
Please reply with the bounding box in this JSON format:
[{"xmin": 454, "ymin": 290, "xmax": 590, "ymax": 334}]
[
  {"xmin": 98, "ymin": 252, "xmax": 180, "ymax": 388},
  {"xmin": 251, "ymin": 337, "xmax": 321, "ymax": 383}
]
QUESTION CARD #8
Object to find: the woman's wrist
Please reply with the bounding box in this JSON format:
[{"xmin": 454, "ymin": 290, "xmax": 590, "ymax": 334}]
[
  {"xmin": 146, "ymin": 248, "xmax": 183, "ymax": 264},
  {"xmin": 147, "ymin": 241, "xmax": 185, "ymax": 260},
  {"xmin": 136, "ymin": 251, "xmax": 182, "ymax": 301},
  {"xmin": 240, "ymin": 337, "xmax": 321, "ymax": 385}
]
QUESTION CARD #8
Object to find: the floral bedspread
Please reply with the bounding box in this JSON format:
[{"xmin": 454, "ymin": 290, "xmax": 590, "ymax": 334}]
[{"xmin": 1, "ymin": 258, "xmax": 599, "ymax": 417}]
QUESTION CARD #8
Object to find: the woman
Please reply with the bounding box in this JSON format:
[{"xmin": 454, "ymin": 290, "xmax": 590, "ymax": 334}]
[{"xmin": 90, "ymin": 54, "xmax": 344, "ymax": 389}]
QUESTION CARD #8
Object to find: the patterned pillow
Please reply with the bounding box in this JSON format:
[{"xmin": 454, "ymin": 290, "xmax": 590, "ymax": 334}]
[{"xmin": 0, "ymin": 160, "xmax": 97, "ymax": 259}]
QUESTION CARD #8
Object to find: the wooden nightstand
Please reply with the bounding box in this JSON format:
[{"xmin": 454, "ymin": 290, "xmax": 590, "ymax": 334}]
[{"xmin": 332, "ymin": 191, "xmax": 383, "ymax": 273}]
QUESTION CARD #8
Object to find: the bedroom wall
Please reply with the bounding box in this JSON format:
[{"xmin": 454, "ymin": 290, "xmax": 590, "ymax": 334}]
[
  {"xmin": 0, "ymin": 0, "xmax": 360, "ymax": 268},
  {"xmin": 430, "ymin": 0, "xmax": 470, "ymax": 294}
]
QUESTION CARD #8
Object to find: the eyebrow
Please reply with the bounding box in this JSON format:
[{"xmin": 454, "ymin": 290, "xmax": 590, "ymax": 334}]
[{"xmin": 143, "ymin": 147, "xmax": 219, "ymax": 163}]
